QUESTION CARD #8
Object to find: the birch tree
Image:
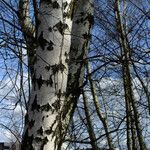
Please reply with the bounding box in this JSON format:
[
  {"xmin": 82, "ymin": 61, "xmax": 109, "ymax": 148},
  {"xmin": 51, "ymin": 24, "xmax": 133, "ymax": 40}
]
[
  {"xmin": 0, "ymin": 0, "xmax": 150, "ymax": 149},
  {"xmin": 18, "ymin": 0, "xmax": 94, "ymax": 150}
]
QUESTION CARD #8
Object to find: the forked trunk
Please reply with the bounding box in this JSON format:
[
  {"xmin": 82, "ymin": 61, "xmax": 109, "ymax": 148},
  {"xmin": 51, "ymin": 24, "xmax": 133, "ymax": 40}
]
[{"xmin": 20, "ymin": 0, "xmax": 94, "ymax": 150}]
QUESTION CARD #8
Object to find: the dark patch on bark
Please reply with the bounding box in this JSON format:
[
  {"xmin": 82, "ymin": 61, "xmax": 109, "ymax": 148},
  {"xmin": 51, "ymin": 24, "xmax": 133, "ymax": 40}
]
[
  {"xmin": 55, "ymin": 89, "xmax": 62, "ymax": 99},
  {"xmin": 41, "ymin": 137, "xmax": 49, "ymax": 150},
  {"xmin": 82, "ymin": 33, "xmax": 91, "ymax": 40},
  {"xmin": 38, "ymin": 32, "xmax": 54, "ymax": 51},
  {"xmin": 48, "ymin": 27, "xmax": 52, "ymax": 32},
  {"xmin": 37, "ymin": 126, "xmax": 43, "ymax": 135},
  {"xmin": 38, "ymin": 31, "xmax": 49, "ymax": 50},
  {"xmin": 37, "ymin": 18, "xmax": 41, "ymax": 27},
  {"xmin": 63, "ymin": 2, "xmax": 68, "ymax": 9},
  {"xmin": 75, "ymin": 18, "xmax": 84, "ymax": 24},
  {"xmin": 25, "ymin": 114, "xmax": 29, "ymax": 125},
  {"xmin": 51, "ymin": 62, "xmax": 66, "ymax": 74},
  {"xmin": 34, "ymin": 137, "xmax": 42, "ymax": 143},
  {"xmin": 37, "ymin": 75, "xmax": 44, "ymax": 89},
  {"xmin": 32, "ymin": 55, "xmax": 37, "ymax": 65},
  {"xmin": 42, "ymin": 116, "xmax": 45, "ymax": 121},
  {"xmin": 32, "ymin": 73, "xmax": 36, "ymax": 90},
  {"xmin": 70, "ymin": 46, "xmax": 77, "ymax": 52},
  {"xmin": 29, "ymin": 119, "xmax": 35, "ymax": 129},
  {"xmin": 64, "ymin": 51, "xmax": 69, "ymax": 63},
  {"xmin": 65, "ymin": 58, "xmax": 69, "ymax": 64},
  {"xmin": 52, "ymin": 99, "xmax": 61, "ymax": 111},
  {"xmin": 63, "ymin": 12, "xmax": 68, "ymax": 18},
  {"xmin": 80, "ymin": 12, "xmax": 85, "ymax": 16},
  {"xmin": 86, "ymin": 14, "xmax": 94, "ymax": 25},
  {"xmin": 31, "ymin": 95, "xmax": 40, "ymax": 111},
  {"xmin": 45, "ymin": 127, "xmax": 52, "ymax": 135},
  {"xmin": 34, "ymin": 137, "xmax": 48, "ymax": 150},
  {"xmin": 41, "ymin": 103, "xmax": 52, "ymax": 112},
  {"xmin": 45, "ymin": 75, "xmax": 53, "ymax": 87},
  {"xmin": 47, "ymin": 40, "xmax": 54, "ymax": 51},
  {"xmin": 35, "ymin": 75, "xmax": 53, "ymax": 87},
  {"xmin": 52, "ymin": 1, "xmax": 60, "ymax": 9},
  {"xmin": 21, "ymin": 131, "xmax": 34, "ymax": 150},
  {"xmin": 45, "ymin": 65, "xmax": 51, "ymax": 71},
  {"xmin": 53, "ymin": 21, "xmax": 68, "ymax": 35}
]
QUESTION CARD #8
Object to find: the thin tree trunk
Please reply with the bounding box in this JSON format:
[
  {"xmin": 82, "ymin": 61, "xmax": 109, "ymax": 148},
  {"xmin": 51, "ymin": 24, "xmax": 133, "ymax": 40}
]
[
  {"xmin": 114, "ymin": 0, "xmax": 147, "ymax": 149},
  {"xmin": 87, "ymin": 63, "xmax": 115, "ymax": 150},
  {"xmin": 82, "ymin": 90, "xmax": 99, "ymax": 150}
]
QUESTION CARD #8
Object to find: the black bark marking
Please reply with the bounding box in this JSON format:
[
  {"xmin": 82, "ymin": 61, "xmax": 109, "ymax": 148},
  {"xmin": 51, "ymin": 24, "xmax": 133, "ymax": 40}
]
[
  {"xmin": 65, "ymin": 58, "xmax": 69, "ymax": 64},
  {"xmin": 80, "ymin": 12, "xmax": 85, "ymax": 16},
  {"xmin": 86, "ymin": 14, "xmax": 94, "ymax": 25},
  {"xmin": 42, "ymin": 116, "xmax": 45, "ymax": 121},
  {"xmin": 34, "ymin": 137, "xmax": 42, "ymax": 143},
  {"xmin": 29, "ymin": 119, "xmax": 35, "ymax": 129},
  {"xmin": 48, "ymin": 27, "xmax": 52, "ymax": 32},
  {"xmin": 21, "ymin": 132, "xmax": 34, "ymax": 150},
  {"xmin": 34, "ymin": 76, "xmax": 53, "ymax": 87},
  {"xmin": 35, "ymin": 137, "xmax": 48, "ymax": 150},
  {"xmin": 32, "ymin": 73, "xmax": 36, "ymax": 90},
  {"xmin": 52, "ymin": 1, "xmax": 60, "ymax": 9},
  {"xmin": 53, "ymin": 21, "xmax": 68, "ymax": 35},
  {"xmin": 82, "ymin": 33, "xmax": 91, "ymax": 40},
  {"xmin": 41, "ymin": 137, "xmax": 49, "ymax": 150},
  {"xmin": 37, "ymin": 75, "xmax": 44, "ymax": 89},
  {"xmin": 70, "ymin": 46, "xmax": 77, "ymax": 52},
  {"xmin": 63, "ymin": 12, "xmax": 68, "ymax": 18},
  {"xmin": 63, "ymin": 2, "xmax": 68, "ymax": 9},
  {"xmin": 55, "ymin": 89, "xmax": 65, "ymax": 99},
  {"xmin": 25, "ymin": 114, "xmax": 29, "ymax": 125},
  {"xmin": 51, "ymin": 62, "xmax": 66, "ymax": 74},
  {"xmin": 45, "ymin": 76, "xmax": 53, "ymax": 87},
  {"xmin": 38, "ymin": 31, "xmax": 49, "ymax": 50},
  {"xmin": 52, "ymin": 99, "xmax": 60, "ymax": 112},
  {"xmin": 75, "ymin": 18, "xmax": 84, "ymax": 24},
  {"xmin": 37, "ymin": 127, "xmax": 43, "ymax": 135},
  {"xmin": 51, "ymin": 64, "xmax": 58, "ymax": 74},
  {"xmin": 38, "ymin": 31, "xmax": 54, "ymax": 51},
  {"xmin": 45, "ymin": 65, "xmax": 51, "ymax": 71},
  {"xmin": 64, "ymin": 52, "xmax": 69, "ymax": 63},
  {"xmin": 41, "ymin": 103, "xmax": 52, "ymax": 112},
  {"xmin": 47, "ymin": 40, "xmax": 54, "ymax": 51},
  {"xmin": 37, "ymin": 18, "xmax": 41, "ymax": 27},
  {"xmin": 45, "ymin": 127, "xmax": 52, "ymax": 135},
  {"xmin": 31, "ymin": 95, "xmax": 40, "ymax": 111}
]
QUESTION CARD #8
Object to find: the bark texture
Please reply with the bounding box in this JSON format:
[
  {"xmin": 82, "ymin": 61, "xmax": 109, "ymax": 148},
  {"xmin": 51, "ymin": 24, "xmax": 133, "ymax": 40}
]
[{"xmin": 19, "ymin": 0, "xmax": 94, "ymax": 150}]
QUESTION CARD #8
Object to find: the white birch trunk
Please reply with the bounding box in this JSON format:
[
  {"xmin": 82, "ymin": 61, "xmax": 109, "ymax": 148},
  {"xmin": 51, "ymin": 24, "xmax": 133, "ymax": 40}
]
[{"xmin": 20, "ymin": 0, "xmax": 94, "ymax": 150}]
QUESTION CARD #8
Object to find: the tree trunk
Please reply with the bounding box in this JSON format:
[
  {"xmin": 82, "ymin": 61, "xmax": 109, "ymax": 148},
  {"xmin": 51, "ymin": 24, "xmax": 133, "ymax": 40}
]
[
  {"xmin": 82, "ymin": 90, "xmax": 99, "ymax": 150},
  {"xmin": 87, "ymin": 63, "xmax": 115, "ymax": 150},
  {"xmin": 19, "ymin": 0, "xmax": 94, "ymax": 150},
  {"xmin": 114, "ymin": 0, "xmax": 147, "ymax": 149}
]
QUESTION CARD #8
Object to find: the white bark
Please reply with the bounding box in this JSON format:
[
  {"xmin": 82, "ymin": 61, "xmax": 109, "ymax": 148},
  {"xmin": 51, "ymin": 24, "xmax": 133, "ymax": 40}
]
[{"xmin": 20, "ymin": 0, "xmax": 94, "ymax": 150}]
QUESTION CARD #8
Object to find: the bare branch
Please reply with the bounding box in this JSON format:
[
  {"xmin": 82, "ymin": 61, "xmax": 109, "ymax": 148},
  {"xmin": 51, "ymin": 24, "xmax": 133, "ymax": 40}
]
[{"xmin": 18, "ymin": 0, "xmax": 35, "ymax": 38}]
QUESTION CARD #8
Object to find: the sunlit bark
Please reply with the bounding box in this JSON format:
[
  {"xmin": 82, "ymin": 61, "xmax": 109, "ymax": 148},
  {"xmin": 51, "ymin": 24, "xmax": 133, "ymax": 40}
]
[{"xmin": 19, "ymin": 0, "xmax": 94, "ymax": 149}]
